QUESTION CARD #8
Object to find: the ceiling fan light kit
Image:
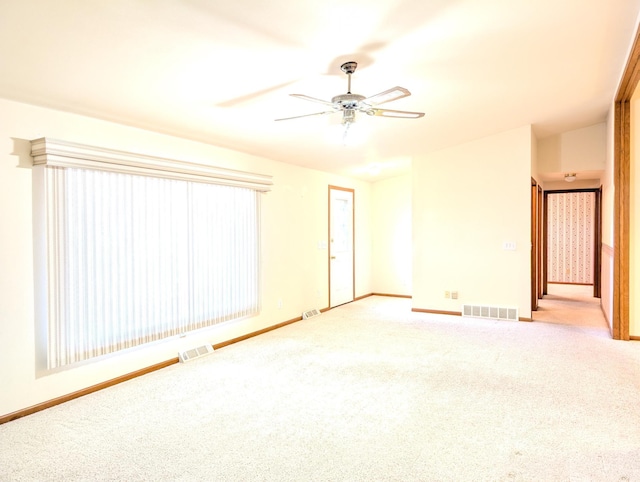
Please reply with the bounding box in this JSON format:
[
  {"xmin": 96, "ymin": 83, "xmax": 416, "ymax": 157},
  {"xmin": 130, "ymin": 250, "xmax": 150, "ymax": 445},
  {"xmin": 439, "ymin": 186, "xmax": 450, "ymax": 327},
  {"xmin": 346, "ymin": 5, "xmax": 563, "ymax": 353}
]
[{"xmin": 275, "ymin": 61, "xmax": 425, "ymax": 135}]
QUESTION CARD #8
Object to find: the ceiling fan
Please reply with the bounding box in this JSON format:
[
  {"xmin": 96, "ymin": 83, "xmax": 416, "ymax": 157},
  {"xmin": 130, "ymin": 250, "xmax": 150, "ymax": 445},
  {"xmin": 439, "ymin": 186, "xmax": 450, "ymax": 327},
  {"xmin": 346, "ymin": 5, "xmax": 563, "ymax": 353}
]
[{"xmin": 275, "ymin": 61, "xmax": 425, "ymax": 125}]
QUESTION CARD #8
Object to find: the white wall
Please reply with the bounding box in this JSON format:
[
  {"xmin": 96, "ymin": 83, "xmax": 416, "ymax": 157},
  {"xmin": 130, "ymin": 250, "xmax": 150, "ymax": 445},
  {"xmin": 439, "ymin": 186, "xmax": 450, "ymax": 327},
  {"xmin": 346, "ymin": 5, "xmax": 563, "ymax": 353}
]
[
  {"xmin": 531, "ymin": 127, "xmax": 539, "ymax": 181},
  {"xmin": 0, "ymin": 98, "xmax": 372, "ymax": 417},
  {"xmin": 601, "ymin": 108, "xmax": 615, "ymax": 333},
  {"xmin": 538, "ymin": 123, "xmax": 606, "ymax": 174},
  {"xmin": 371, "ymin": 175, "xmax": 412, "ymax": 296},
  {"xmin": 412, "ymin": 126, "xmax": 533, "ymax": 318},
  {"xmin": 603, "ymin": 108, "xmax": 616, "ymax": 249}
]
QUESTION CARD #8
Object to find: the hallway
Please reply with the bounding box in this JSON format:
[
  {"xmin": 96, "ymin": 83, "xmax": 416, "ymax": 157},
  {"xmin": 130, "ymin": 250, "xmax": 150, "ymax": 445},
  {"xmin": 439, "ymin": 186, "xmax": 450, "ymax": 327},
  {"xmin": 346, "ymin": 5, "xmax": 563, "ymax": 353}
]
[{"xmin": 533, "ymin": 283, "xmax": 607, "ymax": 330}]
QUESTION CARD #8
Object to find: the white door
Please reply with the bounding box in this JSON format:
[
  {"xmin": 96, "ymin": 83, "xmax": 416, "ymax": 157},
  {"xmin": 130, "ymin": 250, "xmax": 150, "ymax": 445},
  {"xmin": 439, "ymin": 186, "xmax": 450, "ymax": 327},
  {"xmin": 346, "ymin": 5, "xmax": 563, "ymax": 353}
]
[{"xmin": 329, "ymin": 187, "xmax": 354, "ymax": 308}]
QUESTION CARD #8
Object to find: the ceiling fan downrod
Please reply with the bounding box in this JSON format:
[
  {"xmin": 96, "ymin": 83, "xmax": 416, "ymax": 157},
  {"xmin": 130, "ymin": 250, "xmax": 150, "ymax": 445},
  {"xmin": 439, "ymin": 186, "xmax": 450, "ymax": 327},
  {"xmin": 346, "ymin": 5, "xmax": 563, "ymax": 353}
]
[{"xmin": 341, "ymin": 61, "xmax": 357, "ymax": 94}]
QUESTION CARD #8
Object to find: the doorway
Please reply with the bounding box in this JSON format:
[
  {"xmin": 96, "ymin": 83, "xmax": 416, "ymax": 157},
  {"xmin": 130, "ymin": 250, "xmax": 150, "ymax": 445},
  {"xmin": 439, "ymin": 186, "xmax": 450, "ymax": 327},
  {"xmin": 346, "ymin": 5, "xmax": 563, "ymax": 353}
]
[
  {"xmin": 541, "ymin": 189, "xmax": 602, "ymax": 324},
  {"xmin": 328, "ymin": 186, "xmax": 354, "ymax": 308},
  {"xmin": 536, "ymin": 189, "xmax": 604, "ymax": 328},
  {"xmin": 543, "ymin": 189, "xmax": 601, "ymax": 297}
]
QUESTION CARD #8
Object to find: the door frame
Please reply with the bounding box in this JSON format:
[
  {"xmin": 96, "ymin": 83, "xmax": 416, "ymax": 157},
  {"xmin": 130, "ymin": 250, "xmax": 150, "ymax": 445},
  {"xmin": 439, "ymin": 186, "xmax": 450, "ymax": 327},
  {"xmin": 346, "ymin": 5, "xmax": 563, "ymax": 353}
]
[
  {"xmin": 594, "ymin": 186, "xmax": 602, "ymax": 298},
  {"xmin": 328, "ymin": 185, "xmax": 355, "ymax": 308},
  {"xmin": 531, "ymin": 178, "xmax": 539, "ymax": 311},
  {"xmin": 612, "ymin": 24, "xmax": 639, "ymax": 340},
  {"xmin": 538, "ymin": 185, "xmax": 544, "ymax": 299},
  {"xmin": 542, "ymin": 188, "xmax": 602, "ymax": 297}
]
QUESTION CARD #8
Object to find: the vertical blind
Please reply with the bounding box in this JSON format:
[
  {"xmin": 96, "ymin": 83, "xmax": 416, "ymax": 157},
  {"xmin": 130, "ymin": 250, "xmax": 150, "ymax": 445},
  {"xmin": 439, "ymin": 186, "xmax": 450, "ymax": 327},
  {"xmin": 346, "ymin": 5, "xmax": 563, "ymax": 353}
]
[{"xmin": 46, "ymin": 167, "xmax": 260, "ymax": 368}]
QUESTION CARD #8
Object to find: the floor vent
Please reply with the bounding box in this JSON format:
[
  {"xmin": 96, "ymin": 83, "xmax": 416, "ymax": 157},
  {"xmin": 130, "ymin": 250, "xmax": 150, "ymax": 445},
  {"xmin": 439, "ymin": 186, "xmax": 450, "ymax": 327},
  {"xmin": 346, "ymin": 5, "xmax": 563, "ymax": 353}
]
[
  {"xmin": 302, "ymin": 308, "xmax": 321, "ymax": 320},
  {"xmin": 462, "ymin": 304, "xmax": 519, "ymax": 322},
  {"xmin": 178, "ymin": 344, "xmax": 214, "ymax": 363}
]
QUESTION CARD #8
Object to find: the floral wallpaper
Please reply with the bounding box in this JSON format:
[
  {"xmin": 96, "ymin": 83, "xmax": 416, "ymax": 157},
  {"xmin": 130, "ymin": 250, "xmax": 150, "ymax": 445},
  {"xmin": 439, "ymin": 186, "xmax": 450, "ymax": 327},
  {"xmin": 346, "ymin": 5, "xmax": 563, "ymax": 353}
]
[{"xmin": 547, "ymin": 192, "xmax": 594, "ymax": 284}]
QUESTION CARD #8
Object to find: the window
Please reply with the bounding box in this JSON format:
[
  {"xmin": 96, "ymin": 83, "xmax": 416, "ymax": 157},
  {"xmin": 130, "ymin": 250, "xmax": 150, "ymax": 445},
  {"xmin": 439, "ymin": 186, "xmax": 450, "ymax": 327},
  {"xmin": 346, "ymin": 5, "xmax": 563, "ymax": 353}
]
[{"xmin": 31, "ymin": 138, "xmax": 272, "ymax": 369}]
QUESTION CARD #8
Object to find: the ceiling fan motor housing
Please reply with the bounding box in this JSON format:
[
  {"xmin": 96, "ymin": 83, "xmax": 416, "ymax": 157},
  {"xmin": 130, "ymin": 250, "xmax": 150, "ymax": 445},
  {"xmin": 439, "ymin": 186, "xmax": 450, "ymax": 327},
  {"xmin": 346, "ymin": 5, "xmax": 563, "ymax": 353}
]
[{"xmin": 332, "ymin": 93, "xmax": 366, "ymax": 109}]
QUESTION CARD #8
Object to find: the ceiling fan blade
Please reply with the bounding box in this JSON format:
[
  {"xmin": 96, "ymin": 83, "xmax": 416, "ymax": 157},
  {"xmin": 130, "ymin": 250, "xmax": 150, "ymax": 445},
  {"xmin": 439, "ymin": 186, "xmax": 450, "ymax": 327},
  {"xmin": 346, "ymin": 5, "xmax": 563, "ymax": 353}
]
[
  {"xmin": 290, "ymin": 94, "xmax": 336, "ymax": 107},
  {"xmin": 368, "ymin": 108, "xmax": 425, "ymax": 118},
  {"xmin": 363, "ymin": 87, "xmax": 411, "ymax": 106},
  {"xmin": 275, "ymin": 110, "xmax": 337, "ymax": 122}
]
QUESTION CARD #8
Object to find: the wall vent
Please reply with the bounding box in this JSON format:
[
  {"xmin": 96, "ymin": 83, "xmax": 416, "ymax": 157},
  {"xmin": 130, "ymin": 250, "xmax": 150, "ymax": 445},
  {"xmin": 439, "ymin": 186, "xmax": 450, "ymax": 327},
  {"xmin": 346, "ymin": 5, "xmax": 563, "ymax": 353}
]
[
  {"xmin": 178, "ymin": 344, "xmax": 214, "ymax": 363},
  {"xmin": 462, "ymin": 304, "xmax": 518, "ymax": 322},
  {"xmin": 302, "ymin": 308, "xmax": 321, "ymax": 320}
]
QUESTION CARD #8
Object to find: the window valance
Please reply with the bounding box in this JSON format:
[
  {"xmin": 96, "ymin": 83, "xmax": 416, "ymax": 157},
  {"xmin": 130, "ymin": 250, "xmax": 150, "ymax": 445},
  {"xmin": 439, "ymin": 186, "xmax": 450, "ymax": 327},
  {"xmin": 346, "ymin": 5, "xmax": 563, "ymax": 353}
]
[{"xmin": 30, "ymin": 137, "xmax": 273, "ymax": 192}]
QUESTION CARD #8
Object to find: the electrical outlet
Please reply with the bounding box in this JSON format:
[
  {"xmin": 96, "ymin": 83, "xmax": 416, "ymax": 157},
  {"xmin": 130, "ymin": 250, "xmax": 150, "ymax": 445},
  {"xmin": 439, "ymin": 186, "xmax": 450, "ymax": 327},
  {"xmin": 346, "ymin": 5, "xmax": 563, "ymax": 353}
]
[
  {"xmin": 277, "ymin": 299, "xmax": 283, "ymax": 309},
  {"xmin": 451, "ymin": 291, "xmax": 458, "ymax": 300},
  {"xmin": 445, "ymin": 291, "xmax": 450, "ymax": 299}
]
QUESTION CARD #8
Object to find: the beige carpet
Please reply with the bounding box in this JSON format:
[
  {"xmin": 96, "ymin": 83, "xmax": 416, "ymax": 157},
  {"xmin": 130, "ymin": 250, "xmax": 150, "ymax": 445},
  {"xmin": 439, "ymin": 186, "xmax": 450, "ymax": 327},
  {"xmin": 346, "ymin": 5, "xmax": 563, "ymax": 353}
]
[
  {"xmin": 1, "ymin": 295, "xmax": 639, "ymax": 481},
  {"xmin": 533, "ymin": 283, "xmax": 607, "ymax": 328}
]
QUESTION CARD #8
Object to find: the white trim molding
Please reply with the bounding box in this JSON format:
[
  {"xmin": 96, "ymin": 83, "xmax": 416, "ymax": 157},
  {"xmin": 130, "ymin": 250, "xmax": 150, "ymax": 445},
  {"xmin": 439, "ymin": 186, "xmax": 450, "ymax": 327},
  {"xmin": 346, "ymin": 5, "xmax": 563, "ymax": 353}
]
[{"xmin": 30, "ymin": 137, "xmax": 273, "ymax": 192}]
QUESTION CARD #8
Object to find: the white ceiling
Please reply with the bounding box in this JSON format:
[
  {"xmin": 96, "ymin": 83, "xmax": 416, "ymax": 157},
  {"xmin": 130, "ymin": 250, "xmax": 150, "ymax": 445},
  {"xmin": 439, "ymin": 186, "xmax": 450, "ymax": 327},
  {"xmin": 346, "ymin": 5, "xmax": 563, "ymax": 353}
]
[{"xmin": 1, "ymin": 0, "xmax": 639, "ymax": 181}]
